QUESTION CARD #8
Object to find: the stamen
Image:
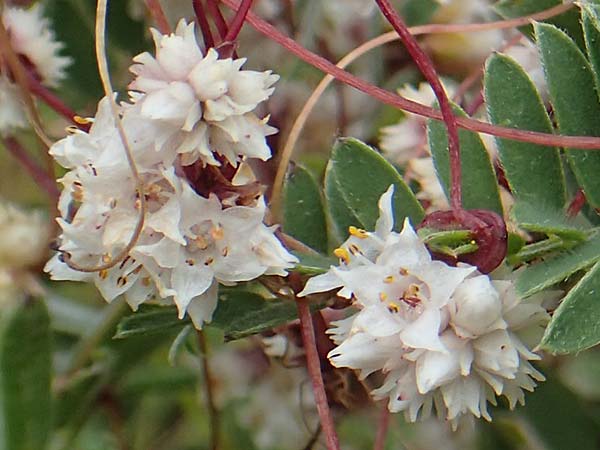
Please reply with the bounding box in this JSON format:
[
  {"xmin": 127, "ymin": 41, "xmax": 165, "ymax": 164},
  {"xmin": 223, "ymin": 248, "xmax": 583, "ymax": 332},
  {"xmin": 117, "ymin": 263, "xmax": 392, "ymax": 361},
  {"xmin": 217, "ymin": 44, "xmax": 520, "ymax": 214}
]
[
  {"xmin": 384, "ymin": 275, "xmax": 394, "ymax": 284},
  {"xmin": 399, "ymin": 267, "xmax": 409, "ymax": 276},
  {"xmin": 99, "ymin": 269, "xmax": 108, "ymax": 280},
  {"xmin": 334, "ymin": 247, "xmax": 351, "ymax": 264},
  {"xmin": 222, "ymin": 247, "xmax": 229, "ymax": 257},
  {"xmin": 348, "ymin": 226, "xmax": 368, "ymax": 239},
  {"xmin": 387, "ymin": 302, "xmax": 400, "ymax": 313},
  {"xmin": 102, "ymin": 254, "xmax": 112, "ymax": 263},
  {"xmin": 186, "ymin": 258, "xmax": 195, "ymax": 266},
  {"xmin": 141, "ymin": 277, "xmax": 151, "ymax": 286},
  {"xmin": 211, "ymin": 226, "xmax": 224, "ymax": 240},
  {"xmin": 74, "ymin": 115, "xmax": 92, "ymax": 125},
  {"xmin": 194, "ymin": 236, "xmax": 209, "ymax": 250},
  {"xmin": 348, "ymin": 243, "xmax": 362, "ymax": 255},
  {"xmin": 379, "ymin": 292, "xmax": 388, "ymax": 302},
  {"xmin": 204, "ymin": 257, "xmax": 214, "ymax": 265}
]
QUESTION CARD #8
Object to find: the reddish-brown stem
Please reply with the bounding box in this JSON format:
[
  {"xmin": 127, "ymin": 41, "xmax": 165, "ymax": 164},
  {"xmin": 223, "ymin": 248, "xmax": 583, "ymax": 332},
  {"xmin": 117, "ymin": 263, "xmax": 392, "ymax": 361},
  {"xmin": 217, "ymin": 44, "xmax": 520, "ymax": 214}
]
[
  {"xmin": 2, "ymin": 136, "xmax": 59, "ymax": 199},
  {"xmin": 206, "ymin": 0, "xmax": 229, "ymax": 41},
  {"xmin": 193, "ymin": 0, "xmax": 216, "ymax": 50},
  {"xmin": 223, "ymin": 0, "xmax": 253, "ymax": 42},
  {"xmin": 297, "ymin": 298, "xmax": 341, "ymax": 450},
  {"xmin": 197, "ymin": 330, "xmax": 220, "ymax": 450},
  {"xmin": 375, "ymin": 0, "xmax": 462, "ymax": 209},
  {"xmin": 27, "ymin": 77, "xmax": 87, "ymax": 130},
  {"xmin": 144, "ymin": 0, "xmax": 171, "ymax": 34},
  {"xmin": 373, "ymin": 405, "xmax": 391, "ymax": 450},
  {"xmin": 465, "ymin": 90, "xmax": 485, "ymax": 116},
  {"xmin": 220, "ymin": 0, "xmax": 600, "ymax": 150}
]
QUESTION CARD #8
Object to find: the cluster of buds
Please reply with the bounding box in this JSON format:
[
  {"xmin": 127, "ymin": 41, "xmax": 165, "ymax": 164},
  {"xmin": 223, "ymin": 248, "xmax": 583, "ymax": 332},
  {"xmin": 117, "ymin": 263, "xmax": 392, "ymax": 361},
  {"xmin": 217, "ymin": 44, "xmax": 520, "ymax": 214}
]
[{"xmin": 45, "ymin": 20, "xmax": 297, "ymax": 328}]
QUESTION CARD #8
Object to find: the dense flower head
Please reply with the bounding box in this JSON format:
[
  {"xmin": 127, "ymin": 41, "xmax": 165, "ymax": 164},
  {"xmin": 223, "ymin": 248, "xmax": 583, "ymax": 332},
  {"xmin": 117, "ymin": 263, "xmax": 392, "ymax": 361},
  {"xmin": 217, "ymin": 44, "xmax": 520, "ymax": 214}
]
[
  {"xmin": 299, "ymin": 186, "xmax": 548, "ymax": 427},
  {"xmin": 43, "ymin": 15, "xmax": 298, "ymax": 328},
  {"xmin": 0, "ymin": 4, "xmax": 71, "ymax": 132},
  {"xmin": 126, "ymin": 19, "xmax": 278, "ymax": 167}
]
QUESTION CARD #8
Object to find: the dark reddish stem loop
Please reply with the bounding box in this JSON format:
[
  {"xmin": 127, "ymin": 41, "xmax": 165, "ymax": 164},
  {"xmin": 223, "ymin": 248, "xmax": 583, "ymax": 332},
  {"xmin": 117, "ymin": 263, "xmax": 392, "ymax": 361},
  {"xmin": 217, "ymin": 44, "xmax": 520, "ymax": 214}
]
[
  {"xmin": 419, "ymin": 209, "xmax": 508, "ymax": 274},
  {"xmin": 374, "ymin": 0, "xmax": 462, "ymax": 210},
  {"xmin": 193, "ymin": 0, "xmax": 216, "ymax": 50},
  {"xmin": 297, "ymin": 298, "xmax": 341, "ymax": 450}
]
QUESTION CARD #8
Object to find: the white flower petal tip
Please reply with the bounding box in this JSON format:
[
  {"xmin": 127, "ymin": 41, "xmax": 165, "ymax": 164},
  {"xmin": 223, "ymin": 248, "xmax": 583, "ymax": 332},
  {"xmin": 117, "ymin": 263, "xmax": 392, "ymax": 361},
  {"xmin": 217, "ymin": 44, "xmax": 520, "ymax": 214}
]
[
  {"xmin": 299, "ymin": 188, "xmax": 549, "ymax": 426},
  {"xmin": 127, "ymin": 20, "xmax": 278, "ymax": 167}
]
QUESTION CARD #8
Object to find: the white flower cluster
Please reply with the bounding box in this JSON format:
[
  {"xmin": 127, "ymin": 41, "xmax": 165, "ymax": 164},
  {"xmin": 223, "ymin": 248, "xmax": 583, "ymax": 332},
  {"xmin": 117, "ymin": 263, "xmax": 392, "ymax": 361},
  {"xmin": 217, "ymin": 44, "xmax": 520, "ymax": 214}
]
[
  {"xmin": 299, "ymin": 186, "xmax": 548, "ymax": 427},
  {"xmin": 0, "ymin": 4, "xmax": 71, "ymax": 133},
  {"xmin": 45, "ymin": 20, "xmax": 297, "ymax": 328}
]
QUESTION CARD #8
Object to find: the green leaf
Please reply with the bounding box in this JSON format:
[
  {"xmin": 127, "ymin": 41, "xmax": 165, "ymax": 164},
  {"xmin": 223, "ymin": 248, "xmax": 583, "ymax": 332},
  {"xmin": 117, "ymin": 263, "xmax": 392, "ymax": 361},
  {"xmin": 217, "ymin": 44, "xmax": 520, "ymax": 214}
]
[
  {"xmin": 283, "ymin": 165, "xmax": 328, "ymax": 253},
  {"xmin": 484, "ymin": 53, "xmax": 566, "ymax": 210},
  {"xmin": 536, "ymin": 23, "xmax": 600, "ymax": 209},
  {"xmin": 427, "ymin": 104, "xmax": 503, "ymax": 214},
  {"xmin": 0, "ymin": 299, "xmax": 52, "ymax": 450},
  {"xmin": 541, "ymin": 261, "xmax": 600, "ymax": 353},
  {"xmin": 324, "ymin": 138, "xmax": 424, "ymax": 240},
  {"xmin": 582, "ymin": 4, "xmax": 600, "ymax": 92},
  {"xmin": 115, "ymin": 290, "xmax": 311, "ymax": 342},
  {"xmin": 516, "ymin": 233, "xmax": 600, "ymax": 298},
  {"xmin": 292, "ymin": 252, "xmax": 337, "ymax": 276},
  {"xmin": 511, "ymin": 202, "xmax": 587, "ymax": 241},
  {"xmin": 494, "ymin": 0, "xmax": 585, "ymax": 49}
]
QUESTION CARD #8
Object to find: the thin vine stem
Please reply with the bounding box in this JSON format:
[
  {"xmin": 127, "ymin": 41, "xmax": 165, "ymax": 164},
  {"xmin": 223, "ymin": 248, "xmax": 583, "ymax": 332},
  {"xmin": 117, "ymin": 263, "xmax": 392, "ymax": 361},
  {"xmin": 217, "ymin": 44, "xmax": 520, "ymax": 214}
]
[
  {"xmin": 297, "ymin": 298, "xmax": 341, "ymax": 450},
  {"xmin": 207, "ymin": 0, "xmax": 229, "ymax": 41},
  {"xmin": 2, "ymin": 137, "xmax": 59, "ymax": 199},
  {"xmin": 375, "ymin": 0, "xmax": 462, "ymax": 209},
  {"xmin": 220, "ymin": 0, "xmax": 600, "ymax": 150},
  {"xmin": 197, "ymin": 330, "xmax": 220, "ymax": 450},
  {"xmin": 193, "ymin": 0, "xmax": 216, "ymax": 50},
  {"xmin": 62, "ymin": 0, "xmax": 147, "ymax": 274},
  {"xmin": 373, "ymin": 405, "xmax": 391, "ymax": 450},
  {"xmin": 144, "ymin": 0, "xmax": 171, "ymax": 34},
  {"xmin": 268, "ymin": 3, "xmax": 574, "ymax": 218},
  {"xmin": 223, "ymin": 0, "xmax": 253, "ymax": 43}
]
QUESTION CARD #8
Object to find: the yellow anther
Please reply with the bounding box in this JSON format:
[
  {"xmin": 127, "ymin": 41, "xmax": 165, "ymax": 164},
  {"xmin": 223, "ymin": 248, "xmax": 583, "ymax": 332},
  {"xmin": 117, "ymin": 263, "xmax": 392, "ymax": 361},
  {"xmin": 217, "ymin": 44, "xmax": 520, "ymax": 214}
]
[
  {"xmin": 384, "ymin": 275, "xmax": 394, "ymax": 284},
  {"xmin": 65, "ymin": 125, "xmax": 79, "ymax": 134},
  {"xmin": 117, "ymin": 276, "xmax": 127, "ymax": 287},
  {"xmin": 222, "ymin": 247, "xmax": 229, "ymax": 257},
  {"xmin": 194, "ymin": 236, "xmax": 209, "ymax": 250},
  {"xmin": 399, "ymin": 267, "xmax": 409, "ymax": 276},
  {"xmin": 387, "ymin": 302, "xmax": 400, "ymax": 313},
  {"xmin": 348, "ymin": 226, "xmax": 368, "ymax": 239},
  {"xmin": 99, "ymin": 269, "xmax": 108, "ymax": 280},
  {"xmin": 142, "ymin": 277, "xmax": 151, "ymax": 286},
  {"xmin": 407, "ymin": 283, "xmax": 420, "ymax": 296},
  {"xmin": 102, "ymin": 254, "xmax": 112, "ymax": 263},
  {"xmin": 204, "ymin": 257, "xmax": 214, "ymax": 265},
  {"xmin": 211, "ymin": 226, "xmax": 224, "ymax": 240},
  {"xmin": 186, "ymin": 258, "xmax": 195, "ymax": 266},
  {"xmin": 379, "ymin": 292, "xmax": 388, "ymax": 302},
  {"xmin": 132, "ymin": 265, "xmax": 143, "ymax": 274},
  {"xmin": 334, "ymin": 247, "xmax": 351, "ymax": 264},
  {"xmin": 73, "ymin": 115, "xmax": 92, "ymax": 125}
]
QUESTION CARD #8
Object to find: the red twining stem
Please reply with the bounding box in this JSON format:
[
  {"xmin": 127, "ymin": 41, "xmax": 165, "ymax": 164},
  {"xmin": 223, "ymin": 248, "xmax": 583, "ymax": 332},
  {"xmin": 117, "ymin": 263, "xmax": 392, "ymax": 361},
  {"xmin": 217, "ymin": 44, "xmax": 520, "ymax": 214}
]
[
  {"xmin": 193, "ymin": 0, "xmax": 216, "ymax": 50},
  {"xmin": 219, "ymin": 0, "xmax": 600, "ymax": 150},
  {"xmin": 375, "ymin": 0, "xmax": 462, "ymax": 209}
]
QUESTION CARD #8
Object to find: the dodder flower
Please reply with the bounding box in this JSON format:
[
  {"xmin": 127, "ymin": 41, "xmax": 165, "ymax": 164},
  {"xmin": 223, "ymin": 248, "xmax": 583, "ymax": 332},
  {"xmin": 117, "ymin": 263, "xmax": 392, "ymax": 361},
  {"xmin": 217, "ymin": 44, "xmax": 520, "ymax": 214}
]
[
  {"xmin": 299, "ymin": 186, "xmax": 548, "ymax": 427},
  {"xmin": 127, "ymin": 19, "xmax": 278, "ymax": 167},
  {"xmin": 0, "ymin": 4, "xmax": 71, "ymax": 132}
]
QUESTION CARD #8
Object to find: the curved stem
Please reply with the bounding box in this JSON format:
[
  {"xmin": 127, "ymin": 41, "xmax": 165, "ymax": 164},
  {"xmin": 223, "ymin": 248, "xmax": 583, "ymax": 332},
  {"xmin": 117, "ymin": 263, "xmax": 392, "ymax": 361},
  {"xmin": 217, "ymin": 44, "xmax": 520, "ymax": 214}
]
[
  {"xmin": 144, "ymin": 0, "xmax": 171, "ymax": 34},
  {"xmin": 220, "ymin": 0, "xmax": 600, "ymax": 150},
  {"xmin": 375, "ymin": 0, "xmax": 462, "ymax": 209},
  {"xmin": 27, "ymin": 75, "xmax": 86, "ymax": 129},
  {"xmin": 297, "ymin": 298, "xmax": 341, "ymax": 450}
]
